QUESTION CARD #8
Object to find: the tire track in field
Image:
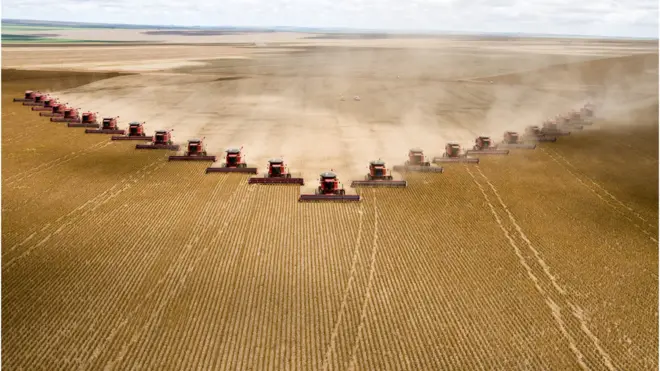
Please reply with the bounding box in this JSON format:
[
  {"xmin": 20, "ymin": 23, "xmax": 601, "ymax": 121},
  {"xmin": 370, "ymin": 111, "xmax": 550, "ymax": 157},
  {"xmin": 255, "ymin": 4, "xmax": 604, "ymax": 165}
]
[
  {"xmin": 2, "ymin": 157, "xmax": 167, "ymax": 274},
  {"xmin": 465, "ymin": 165, "xmax": 589, "ymax": 370},
  {"xmin": 469, "ymin": 165, "xmax": 616, "ymax": 371},
  {"xmin": 321, "ymin": 200, "xmax": 365, "ymax": 371},
  {"xmin": 105, "ymin": 179, "xmax": 257, "ymax": 370},
  {"xmin": 543, "ymin": 147, "xmax": 655, "ymax": 229},
  {"xmin": 347, "ymin": 189, "xmax": 379, "ymax": 371},
  {"xmin": 4, "ymin": 140, "xmax": 113, "ymax": 187},
  {"xmin": 541, "ymin": 147, "xmax": 657, "ymax": 243}
]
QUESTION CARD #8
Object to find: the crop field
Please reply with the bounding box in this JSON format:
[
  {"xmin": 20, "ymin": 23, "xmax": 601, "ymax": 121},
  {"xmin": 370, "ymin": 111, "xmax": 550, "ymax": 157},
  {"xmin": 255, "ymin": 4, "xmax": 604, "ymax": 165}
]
[{"xmin": 2, "ymin": 34, "xmax": 659, "ymax": 370}]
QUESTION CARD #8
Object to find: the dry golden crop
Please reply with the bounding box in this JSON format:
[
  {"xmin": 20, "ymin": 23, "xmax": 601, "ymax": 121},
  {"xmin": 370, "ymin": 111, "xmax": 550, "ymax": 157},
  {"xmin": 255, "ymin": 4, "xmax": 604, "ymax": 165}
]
[{"xmin": 2, "ymin": 43, "xmax": 658, "ymax": 370}]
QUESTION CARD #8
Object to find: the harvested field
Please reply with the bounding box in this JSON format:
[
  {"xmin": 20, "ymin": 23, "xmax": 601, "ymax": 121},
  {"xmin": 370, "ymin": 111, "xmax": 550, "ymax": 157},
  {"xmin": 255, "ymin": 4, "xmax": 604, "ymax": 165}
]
[{"xmin": 2, "ymin": 36, "xmax": 659, "ymax": 370}]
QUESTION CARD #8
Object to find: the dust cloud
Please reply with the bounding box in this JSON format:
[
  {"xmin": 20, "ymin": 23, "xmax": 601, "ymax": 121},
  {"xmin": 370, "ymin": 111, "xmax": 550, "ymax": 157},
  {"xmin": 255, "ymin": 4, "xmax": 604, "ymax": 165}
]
[{"xmin": 49, "ymin": 46, "xmax": 658, "ymax": 190}]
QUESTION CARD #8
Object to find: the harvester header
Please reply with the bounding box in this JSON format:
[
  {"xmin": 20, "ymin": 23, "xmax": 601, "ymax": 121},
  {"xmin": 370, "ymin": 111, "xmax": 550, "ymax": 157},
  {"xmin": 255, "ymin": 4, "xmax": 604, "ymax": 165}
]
[
  {"xmin": 351, "ymin": 160, "xmax": 407, "ymax": 187},
  {"xmin": 247, "ymin": 158, "xmax": 304, "ymax": 184},
  {"xmin": 392, "ymin": 148, "xmax": 444, "ymax": 173},
  {"xmin": 299, "ymin": 171, "xmax": 360, "ymax": 202},
  {"xmin": 465, "ymin": 136, "xmax": 509, "ymax": 155},
  {"xmin": 169, "ymin": 138, "xmax": 217, "ymax": 161},
  {"xmin": 433, "ymin": 143, "xmax": 480, "ymax": 164},
  {"xmin": 205, "ymin": 147, "xmax": 257, "ymax": 172},
  {"xmin": 135, "ymin": 130, "xmax": 180, "ymax": 150}
]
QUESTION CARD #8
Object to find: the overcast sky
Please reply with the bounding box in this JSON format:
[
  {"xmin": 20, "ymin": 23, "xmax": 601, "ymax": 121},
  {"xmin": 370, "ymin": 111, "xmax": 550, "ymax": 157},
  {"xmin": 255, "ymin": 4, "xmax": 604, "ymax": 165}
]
[{"xmin": 2, "ymin": 0, "xmax": 658, "ymax": 38}]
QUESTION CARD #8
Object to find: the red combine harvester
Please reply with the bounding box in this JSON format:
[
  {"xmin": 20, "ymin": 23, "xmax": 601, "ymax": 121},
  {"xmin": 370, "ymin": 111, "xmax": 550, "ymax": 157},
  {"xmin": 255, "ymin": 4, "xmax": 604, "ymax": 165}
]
[
  {"xmin": 85, "ymin": 117, "xmax": 124, "ymax": 134},
  {"xmin": 22, "ymin": 93, "xmax": 46, "ymax": 106},
  {"xmin": 541, "ymin": 120, "xmax": 571, "ymax": 136},
  {"xmin": 68, "ymin": 112, "xmax": 99, "ymax": 127},
  {"xmin": 351, "ymin": 160, "xmax": 407, "ymax": 187},
  {"xmin": 169, "ymin": 139, "xmax": 217, "ymax": 162},
  {"xmin": 555, "ymin": 114, "xmax": 584, "ymax": 130},
  {"xmin": 111, "ymin": 122, "xmax": 150, "ymax": 140},
  {"xmin": 13, "ymin": 90, "xmax": 38, "ymax": 103},
  {"xmin": 499, "ymin": 131, "xmax": 537, "ymax": 149},
  {"xmin": 40, "ymin": 103, "xmax": 66, "ymax": 117},
  {"xmin": 392, "ymin": 148, "xmax": 444, "ymax": 173},
  {"xmin": 51, "ymin": 107, "xmax": 81, "ymax": 123},
  {"xmin": 248, "ymin": 158, "xmax": 304, "ymax": 184},
  {"xmin": 433, "ymin": 143, "xmax": 480, "ymax": 164},
  {"xmin": 206, "ymin": 147, "xmax": 256, "ymax": 172},
  {"xmin": 135, "ymin": 130, "xmax": 180, "ymax": 150},
  {"xmin": 466, "ymin": 136, "xmax": 510, "ymax": 155},
  {"xmin": 32, "ymin": 98, "xmax": 58, "ymax": 111},
  {"xmin": 524, "ymin": 125, "xmax": 557, "ymax": 142},
  {"xmin": 299, "ymin": 171, "xmax": 361, "ymax": 202}
]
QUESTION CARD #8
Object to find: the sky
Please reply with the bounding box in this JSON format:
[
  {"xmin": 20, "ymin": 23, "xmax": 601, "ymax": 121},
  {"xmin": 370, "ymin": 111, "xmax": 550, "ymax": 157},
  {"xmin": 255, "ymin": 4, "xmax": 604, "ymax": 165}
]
[{"xmin": 2, "ymin": 0, "xmax": 658, "ymax": 38}]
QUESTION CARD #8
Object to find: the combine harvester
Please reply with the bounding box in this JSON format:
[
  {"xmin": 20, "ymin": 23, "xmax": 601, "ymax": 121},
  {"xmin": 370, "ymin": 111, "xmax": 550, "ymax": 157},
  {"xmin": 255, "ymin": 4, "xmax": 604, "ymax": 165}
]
[
  {"xmin": 392, "ymin": 148, "xmax": 445, "ymax": 173},
  {"xmin": 555, "ymin": 114, "xmax": 584, "ymax": 130},
  {"xmin": 466, "ymin": 136, "xmax": 510, "ymax": 155},
  {"xmin": 569, "ymin": 110, "xmax": 593, "ymax": 126},
  {"xmin": 206, "ymin": 147, "xmax": 256, "ymax": 172},
  {"xmin": 68, "ymin": 112, "xmax": 100, "ymax": 128},
  {"xmin": 248, "ymin": 158, "xmax": 304, "ymax": 184},
  {"xmin": 32, "ymin": 97, "xmax": 58, "ymax": 112},
  {"xmin": 498, "ymin": 131, "xmax": 537, "ymax": 149},
  {"xmin": 111, "ymin": 122, "xmax": 150, "ymax": 141},
  {"xmin": 169, "ymin": 139, "xmax": 217, "ymax": 162},
  {"xmin": 23, "ymin": 93, "xmax": 47, "ymax": 107},
  {"xmin": 351, "ymin": 160, "xmax": 407, "ymax": 187},
  {"xmin": 433, "ymin": 143, "xmax": 480, "ymax": 164},
  {"xmin": 299, "ymin": 171, "xmax": 360, "ymax": 202},
  {"xmin": 85, "ymin": 117, "xmax": 124, "ymax": 134},
  {"xmin": 524, "ymin": 126, "xmax": 557, "ymax": 142},
  {"xmin": 136, "ymin": 130, "xmax": 180, "ymax": 151},
  {"xmin": 13, "ymin": 90, "xmax": 39, "ymax": 103},
  {"xmin": 581, "ymin": 102, "xmax": 595, "ymax": 118},
  {"xmin": 40, "ymin": 103, "xmax": 66, "ymax": 117},
  {"xmin": 541, "ymin": 120, "xmax": 571, "ymax": 136},
  {"xmin": 51, "ymin": 107, "xmax": 81, "ymax": 123}
]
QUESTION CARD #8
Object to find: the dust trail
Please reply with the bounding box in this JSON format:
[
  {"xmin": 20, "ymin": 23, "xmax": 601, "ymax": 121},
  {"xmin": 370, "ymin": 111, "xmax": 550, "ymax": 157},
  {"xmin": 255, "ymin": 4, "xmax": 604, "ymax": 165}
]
[
  {"xmin": 321, "ymin": 201, "xmax": 365, "ymax": 371},
  {"xmin": 347, "ymin": 190, "xmax": 379, "ymax": 371},
  {"xmin": 473, "ymin": 166, "xmax": 616, "ymax": 371},
  {"xmin": 465, "ymin": 165, "xmax": 589, "ymax": 370},
  {"xmin": 542, "ymin": 148, "xmax": 657, "ymax": 243}
]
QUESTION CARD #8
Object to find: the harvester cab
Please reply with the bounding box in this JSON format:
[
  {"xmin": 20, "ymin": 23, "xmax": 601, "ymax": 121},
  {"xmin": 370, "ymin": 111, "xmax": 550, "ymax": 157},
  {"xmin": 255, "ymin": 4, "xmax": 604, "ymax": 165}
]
[
  {"xmin": 407, "ymin": 148, "xmax": 430, "ymax": 166},
  {"xmin": 351, "ymin": 160, "xmax": 407, "ymax": 187},
  {"xmin": 444, "ymin": 143, "xmax": 462, "ymax": 158},
  {"xmin": 525, "ymin": 126, "xmax": 542, "ymax": 136},
  {"xmin": 154, "ymin": 130, "xmax": 172, "ymax": 145},
  {"xmin": 503, "ymin": 131, "xmax": 519, "ymax": 144},
  {"xmin": 246, "ymin": 158, "xmax": 303, "ymax": 184},
  {"xmin": 52, "ymin": 107, "xmax": 82, "ymax": 123},
  {"xmin": 128, "ymin": 122, "xmax": 146, "ymax": 136},
  {"xmin": 80, "ymin": 112, "xmax": 96, "ymax": 124},
  {"xmin": 224, "ymin": 148, "xmax": 245, "ymax": 167},
  {"xmin": 102, "ymin": 117, "xmax": 118, "ymax": 130},
  {"xmin": 14, "ymin": 90, "xmax": 37, "ymax": 102},
  {"xmin": 319, "ymin": 172, "xmax": 342, "ymax": 194},
  {"xmin": 474, "ymin": 136, "xmax": 492, "ymax": 150}
]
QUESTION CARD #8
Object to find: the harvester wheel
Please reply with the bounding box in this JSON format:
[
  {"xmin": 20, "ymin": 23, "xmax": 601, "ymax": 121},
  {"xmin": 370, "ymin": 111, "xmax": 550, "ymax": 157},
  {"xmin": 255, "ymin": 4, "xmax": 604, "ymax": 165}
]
[
  {"xmin": 202, "ymin": 151, "xmax": 207, "ymax": 156},
  {"xmin": 339, "ymin": 189, "xmax": 346, "ymax": 196},
  {"xmin": 286, "ymin": 174, "xmax": 291, "ymax": 178},
  {"xmin": 386, "ymin": 176, "xmax": 393, "ymax": 180}
]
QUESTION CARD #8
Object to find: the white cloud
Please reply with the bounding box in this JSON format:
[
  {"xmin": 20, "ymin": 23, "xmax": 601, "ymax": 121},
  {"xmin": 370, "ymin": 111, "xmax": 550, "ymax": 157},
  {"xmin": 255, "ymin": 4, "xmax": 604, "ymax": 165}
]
[{"xmin": 2, "ymin": 0, "xmax": 657, "ymax": 37}]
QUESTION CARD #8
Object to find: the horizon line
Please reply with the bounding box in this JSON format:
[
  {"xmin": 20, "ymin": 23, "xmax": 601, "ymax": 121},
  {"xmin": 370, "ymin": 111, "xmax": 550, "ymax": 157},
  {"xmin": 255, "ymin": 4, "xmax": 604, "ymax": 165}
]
[{"xmin": 2, "ymin": 17, "xmax": 658, "ymax": 40}]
